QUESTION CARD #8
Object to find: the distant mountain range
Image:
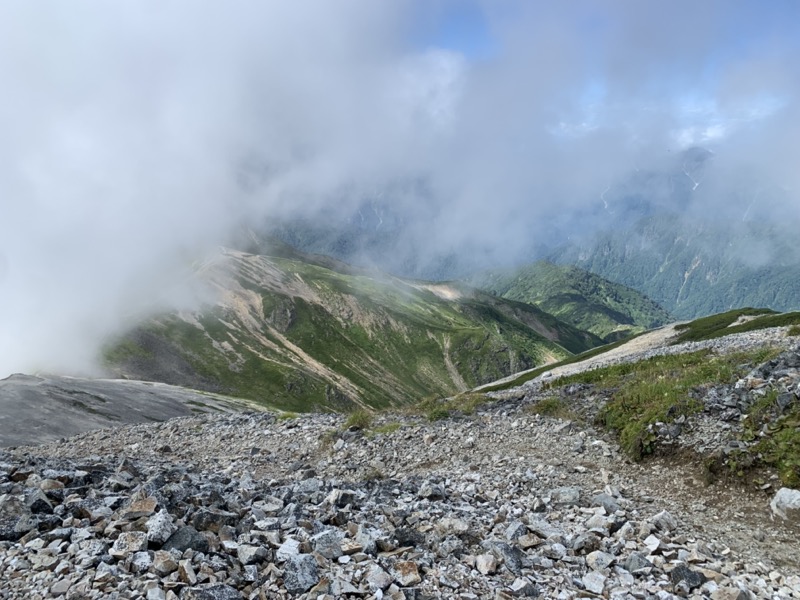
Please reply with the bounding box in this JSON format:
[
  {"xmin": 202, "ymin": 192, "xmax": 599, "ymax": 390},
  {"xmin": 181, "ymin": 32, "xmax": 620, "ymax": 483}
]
[
  {"xmin": 549, "ymin": 213, "xmax": 800, "ymax": 319},
  {"xmin": 468, "ymin": 261, "xmax": 671, "ymax": 341},
  {"xmin": 264, "ymin": 146, "xmax": 800, "ymax": 320}
]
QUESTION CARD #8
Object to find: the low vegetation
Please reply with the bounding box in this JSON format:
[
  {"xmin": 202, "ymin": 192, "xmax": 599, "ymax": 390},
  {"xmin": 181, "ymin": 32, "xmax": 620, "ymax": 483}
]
[
  {"xmin": 739, "ymin": 391, "xmax": 800, "ymax": 487},
  {"xmin": 547, "ymin": 348, "xmax": 781, "ymax": 460},
  {"xmin": 528, "ymin": 396, "xmax": 578, "ymax": 421},
  {"xmin": 670, "ymin": 307, "xmax": 800, "ymax": 344},
  {"xmin": 105, "ymin": 250, "xmax": 601, "ymax": 412},
  {"xmin": 413, "ymin": 392, "xmax": 492, "ymax": 422},
  {"xmin": 343, "ymin": 409, "xmax": 373, "ymax": 431},
  {"xmin": 480, "ymin": 334, "xmax": 640, "ymax": 393},
  {"xmin": 470, "ymin": 261, "xmax": 672, "ymax": 341}
]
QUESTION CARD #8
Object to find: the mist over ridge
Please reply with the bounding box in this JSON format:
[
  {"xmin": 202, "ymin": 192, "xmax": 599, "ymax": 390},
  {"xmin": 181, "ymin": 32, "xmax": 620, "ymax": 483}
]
[{"xmin": 1, "ymin": 1, "xmax": 799, "ymax": 376}]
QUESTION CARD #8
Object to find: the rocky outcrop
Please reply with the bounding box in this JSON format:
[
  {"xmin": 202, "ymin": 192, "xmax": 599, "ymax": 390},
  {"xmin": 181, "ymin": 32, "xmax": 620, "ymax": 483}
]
[{"xmin": 0, "ymin": 374, "xmax": 259, "ymax": 447}]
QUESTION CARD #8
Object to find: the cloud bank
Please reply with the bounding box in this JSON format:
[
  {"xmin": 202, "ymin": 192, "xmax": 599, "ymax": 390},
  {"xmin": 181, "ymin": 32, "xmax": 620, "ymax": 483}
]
[{"xmin": 1, "ymin": 0, "xmax": 798, "ymax": 375}]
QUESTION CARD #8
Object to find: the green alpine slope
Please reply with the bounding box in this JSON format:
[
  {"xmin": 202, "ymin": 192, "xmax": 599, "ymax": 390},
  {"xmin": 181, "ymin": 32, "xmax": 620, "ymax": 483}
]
[
  {"xmin": 470, "ymin": 261, "xmax": 672, "ymax": 341},
  {"xmin": 104, "ymin": 248, "xmax": 603, "ymax": 412}
]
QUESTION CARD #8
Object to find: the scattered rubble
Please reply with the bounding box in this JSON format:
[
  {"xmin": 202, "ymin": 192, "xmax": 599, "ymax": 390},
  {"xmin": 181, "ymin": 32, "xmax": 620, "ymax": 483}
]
[{"xmin": 0, "ymin": 328, "xmax": 798, "ymax": 598}]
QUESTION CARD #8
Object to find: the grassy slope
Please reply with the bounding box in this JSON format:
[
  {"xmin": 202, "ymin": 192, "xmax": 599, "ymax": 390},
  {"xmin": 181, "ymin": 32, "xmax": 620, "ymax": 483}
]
[
  {"xmin": 105, "ymin": 250, "xmax": 602, "ymax": 412},
  {"xmin": 481, "ymin": 307, "xmax": 800, "ymax": 485},
  {"xmin": 671, "ymin": 307, "xmax": 800, "ymax": 344},
  {"xmin": 471, "ymin": 261, "xmax": 671, "ymax": 341}
]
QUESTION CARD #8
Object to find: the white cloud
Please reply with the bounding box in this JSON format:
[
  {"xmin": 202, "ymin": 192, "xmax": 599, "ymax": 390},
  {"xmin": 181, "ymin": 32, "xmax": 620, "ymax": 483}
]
[{"xmin": 0, "ymin": 0, "xmax": 797, "ymax": 376}]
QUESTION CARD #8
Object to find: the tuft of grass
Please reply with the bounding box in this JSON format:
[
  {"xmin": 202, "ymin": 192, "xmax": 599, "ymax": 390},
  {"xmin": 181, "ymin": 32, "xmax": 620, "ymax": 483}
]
[
  {"xmin": 738, "ymin": 390, "xmax": 800, "ymax": 487},
  {"xmin": 319, "ymin": 428, "xmax": 340, "ymax": 450},
  {"xmin": 426, "ymin": 407, "xmax": 451, "ymax": 422},
  {"xmin": 529, "ymin": 396, "xmax": 577, "ymax": 421},
  {"xmin": 788, "ymin": 324, "xmax": 800, "ymax": 337},
  {"xmin": 277, "ymin": 411, "xmax": 300, "ymax": 420},
  {"xmin": 344, "ymin": 409, "xmax": 373, "ymax": 431},
  {"xmin": 411, "ymin": 391, "xmax": 493, "ymax": 422},
  {"xmin": 369, "ymin": 422, "xmax": 402, "ymax": 436},
  {"xmin": 552, "ymin": 348, "xmax": 781, "ymax": 460},
  {"xmin": 362, "ymin": 466, "xmax": 386, "ymax": 482}
]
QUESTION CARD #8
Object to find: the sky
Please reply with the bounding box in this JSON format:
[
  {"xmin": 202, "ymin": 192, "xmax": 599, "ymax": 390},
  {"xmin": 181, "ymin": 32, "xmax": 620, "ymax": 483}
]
[{"xmin": 1, "ymin": 0, "xmax": 799, "ymax": 376}]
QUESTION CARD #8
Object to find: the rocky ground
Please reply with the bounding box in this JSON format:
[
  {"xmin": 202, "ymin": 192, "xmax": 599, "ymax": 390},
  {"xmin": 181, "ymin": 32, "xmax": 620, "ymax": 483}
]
[{"xmin": 1, "ymin": 328, "xmax": 799, "ymax": 599}]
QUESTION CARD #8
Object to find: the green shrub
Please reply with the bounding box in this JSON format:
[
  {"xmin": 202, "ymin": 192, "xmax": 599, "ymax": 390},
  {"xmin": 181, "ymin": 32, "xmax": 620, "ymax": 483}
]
[
  {"xmin": 344, "ymin": 409, "xmax": 373, "ymax": 431},
  {"xmin": 427, "ymin": 407, "xmax": 451, "ymax": 422},
  {"xmin": 529, "ymin": 396, "xmax": 576, "ymax": 420}
]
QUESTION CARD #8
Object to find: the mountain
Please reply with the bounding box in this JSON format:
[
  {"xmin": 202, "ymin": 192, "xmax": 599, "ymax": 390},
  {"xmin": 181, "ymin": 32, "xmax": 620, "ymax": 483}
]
[
  {"xmin": 103, "ymin": 243, "xmax": 602, "ymax": 411},
  {"xmin": 262, "ymin": 147, "xmax": 800, "ymax": 320},
  {"xmin": 469, "ymin": 261, "xmax": 672, "ymax": 341},
  {"xmin": 549, "ymin": 213, "xmax": 800, "ymax": 319}
]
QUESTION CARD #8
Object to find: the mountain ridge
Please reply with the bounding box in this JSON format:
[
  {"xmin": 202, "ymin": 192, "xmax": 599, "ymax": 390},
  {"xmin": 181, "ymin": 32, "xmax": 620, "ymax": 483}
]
[
  {"xmin": 102, "ymin": 246, "xmax": 602, "ymax": 411},
  {"xmin": 469, "ymin": 260, "xmax": 672, "ymax": 341}
]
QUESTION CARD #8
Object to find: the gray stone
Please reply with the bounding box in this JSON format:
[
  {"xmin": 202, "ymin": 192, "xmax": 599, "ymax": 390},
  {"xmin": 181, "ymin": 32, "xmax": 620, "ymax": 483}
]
[
  {"xmin": 146, "ymin": 586, "xmax": 166, "ymax": 600},
  {"xmin": 0, "ymin": 493, "xmax": 36, "ymax": 541},
  {"xmin": 770, "ymin": 487, "xmax": 800, "ymax": 521},
  {"xmin": 131, "ymin": 551, "xmax": 153, "ymax": 573},
  {"xmin": 582, "ymin": 571, "xmax": 606, "ymax": 594},
  {"xmin": 146, "ymin": 509, "xmax": 176, "ymax": 545},
  {"xmin": 283, "ymin": 554, "xmax": 319, "ymax": 595},
  {"xmin": 551, "ymin": 486, "xmax": 581, "ymax": 506},
  {"xmin": 651, "ymin": 509, "xmax": 678, "ymax": 532},
  {"xmin": 276, "ymin": 537, "xmax": 301, "ymax": 562},
  {"xmin": 151, "ymin": 550, "xmax": 179, "ymax": 577},
  {"xmin": 25, "ymin": 488, "xmax": 53, "ymax": 514},
  {"xmin": 437, "ymin": 517, "xmax": 470, "ymax": 536},
  {"xmin": 179, "ymin": 584, "xmax": 243, "ymax": 600},
  {"xmin": 586, "ymin": 550, "xmax": 615, "ymax": 571},
  {"xmin": 483, "ymin": 540, "xmax": 525, "ymax": 575},
  {"xmin": 509, "ymin": 577, "xmax": 539, "ymax": 597},
  {"xmin": 418, "ymin": 481, "xmax": 446, "ymax": 500},
  {"xmin": 163, "ymin": 526, "xmax": 209, "ymax": 554},
  {"xmin": 236, "ymin": 544, "xmax": 267, "ymax": 565},
  {"xmin": 591, "ymin": 493, "xmax": 620, "ymax": 514},
  {"xmin": 366, "ymin": 565, "xmax": 393, "ymax": 591},
  {"xmin": 476, "ymin": 553, "xmax": 498, "ymax": 575},
  {"xmin": 356, "ymin": 525, "xmax": 383, "ymax": 556},
  {"xmin": 110, "ymin": 531, "xmax": 148, "ymax": 559},
  {"xmin": 670, "ymin": 564, "xmax": 707, "ymax": 590},
  {"xmin": 311, "ymin": 529, "xmax": 343, "ymax": 559},
  {"xmin": 94, "ymin": 561, "xmax": 118, "ymax": 582},
  {"xmin": 190, "ymin": 508, "xmax": 237, "ymax": 533},
  {"xmin": 711, "ymin": 588, "xmax": 749, "ymax": 600},
  {"xmin": 622, "ymin": 551, "xmax": 653, "ymax": 573},
  {"xmin": 50, "ymin": 578, "xmax": 73, "ymax": 596}
]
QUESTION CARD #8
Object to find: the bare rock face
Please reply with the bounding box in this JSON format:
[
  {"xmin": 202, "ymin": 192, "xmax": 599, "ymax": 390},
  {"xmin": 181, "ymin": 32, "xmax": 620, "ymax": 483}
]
[{"xmin": 0, "ymin": 374, "xmax": 256, "ymax": 447}]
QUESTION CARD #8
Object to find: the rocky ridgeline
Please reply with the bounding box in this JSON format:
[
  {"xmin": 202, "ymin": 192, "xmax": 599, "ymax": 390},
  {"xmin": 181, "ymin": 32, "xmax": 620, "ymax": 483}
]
[
  {"xmin": 496, "ymin": 328, "xmax": 799, "ymax": 401},
  {"xmin": 1, "ymin": 398, "xmax": 800, "ymax": 599}
]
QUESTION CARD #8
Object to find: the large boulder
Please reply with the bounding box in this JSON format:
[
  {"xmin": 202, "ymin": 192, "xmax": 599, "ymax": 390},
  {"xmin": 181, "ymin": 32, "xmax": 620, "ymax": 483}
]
[{"xmin": 770, "ymin": 487, "xmax": 800, "ymax": 521}]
